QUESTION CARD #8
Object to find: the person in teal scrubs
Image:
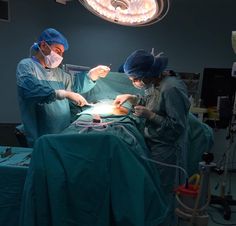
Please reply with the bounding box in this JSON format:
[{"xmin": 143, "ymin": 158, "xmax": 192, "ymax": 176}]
[{"xmin": 16, "ymin": 28, "xmax": 110, "ymax": 147}]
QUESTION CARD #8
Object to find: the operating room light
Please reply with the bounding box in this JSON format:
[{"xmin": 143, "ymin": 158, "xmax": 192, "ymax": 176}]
[
  {"xmin": 87, "ymin": 103, "xmax": 115, "ymax": 115},
  {"xmin": 78, "ymin": 0, "xmax": 170, "ymax": 26}
]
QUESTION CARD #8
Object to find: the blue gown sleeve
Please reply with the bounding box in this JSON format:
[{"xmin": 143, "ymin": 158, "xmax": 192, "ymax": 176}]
[
  {"xmin": 148, "ymin": 86, "xmax": 190, "ymax": 142},
  {"xmin": 72, "ymin": 71, "xmax": 96, "ymax": 94},
  {"xmin": 16, "ymin": 60, "xmax": 56, "ymax": 104}
]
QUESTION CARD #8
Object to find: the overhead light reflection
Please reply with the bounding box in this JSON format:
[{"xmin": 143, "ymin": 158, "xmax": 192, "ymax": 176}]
[{"xmin": 78, "ymin": 0, "xmax": 170, "ymax": 26}]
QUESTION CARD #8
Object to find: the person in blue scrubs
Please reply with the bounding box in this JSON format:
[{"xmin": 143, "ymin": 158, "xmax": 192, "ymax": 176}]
[
  {"xmin": 16, "ymin": 28, "xmax": 110, "ymax": 147},
  {"xmin": 114, "ymin": 49, "xmax": 191, "ymax": 225}
]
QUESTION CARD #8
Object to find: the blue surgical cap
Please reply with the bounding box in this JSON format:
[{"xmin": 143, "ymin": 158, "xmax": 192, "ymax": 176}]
[
  {"xmin": 33, "ymin": 28, "xmax": 69, "ymax": 51},
  {"xmin": 123, "ymin": 49, "xmax": 168, "ymax": 78},
  {"xmin": 118, "ymin": 63, "xmax": 125, "ymax": 73}
]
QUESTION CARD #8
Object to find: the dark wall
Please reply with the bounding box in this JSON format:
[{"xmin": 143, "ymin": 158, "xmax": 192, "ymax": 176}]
[
  {"xmin": 0, "ymin": 0, "xmax": 236, "ymax": 123},
  {"xmin": 0, "ymin": 0, "xmax": 50, "ymax": 123}
]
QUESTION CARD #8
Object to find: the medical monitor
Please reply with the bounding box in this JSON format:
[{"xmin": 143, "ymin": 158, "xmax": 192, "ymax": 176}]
[
  {"xmin": 201, "ymin": 68, "xmax": 236, "ymax": 108},
  {"xmin": 0, "ymin": 0, "xmax": 10, "ymax": 22},
  {"xmin": 201, "ymin": 68, "xmax": 236, "ymax": 128}
]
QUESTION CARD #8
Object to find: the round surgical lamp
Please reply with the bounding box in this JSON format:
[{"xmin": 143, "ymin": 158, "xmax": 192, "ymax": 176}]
[{"xmin": 78, "ymin": 0, "xmax": 170, "ymax": 26}]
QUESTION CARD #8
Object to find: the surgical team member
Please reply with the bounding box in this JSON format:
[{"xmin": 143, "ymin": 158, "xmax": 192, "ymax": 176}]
[
  {"xmin": 114, "ymin": 49, "xmax": 190, "ymax": 225},
  {"xmin": 16, "ymin": 28, "xmax": 110, "ymax": 147}
]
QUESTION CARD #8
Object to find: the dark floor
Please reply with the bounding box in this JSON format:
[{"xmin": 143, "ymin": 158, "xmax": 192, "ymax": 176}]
[{"xmin": 207, "ymin": 173, "xmax": 236, "ymax": 226}]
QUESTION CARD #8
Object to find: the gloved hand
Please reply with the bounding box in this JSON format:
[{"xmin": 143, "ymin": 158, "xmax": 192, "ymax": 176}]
[
  {"xmin": 113, "ymin": 94, "xmax": 138, "ymax": 107},
  {"xmin": 67, "ymin": 91, "xmax": 89, "ymax": 106},
  {"xmin": 88, "ymin": 65, "xmax": 110, "ymax": 81},
  {"xmin": 56, "ymin": 90, "xmax": 89, "ymax": 106},
  {"xmin": 133, "ymin": 105, "xmax": 155, "ymax": 120}
]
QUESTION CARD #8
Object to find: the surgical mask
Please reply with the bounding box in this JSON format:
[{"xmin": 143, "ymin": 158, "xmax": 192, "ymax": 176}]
[
  {"xmin": 39, "ymin": 43, "xmax": 63, "ymax": 68},
  {"xmin": 132, "ymin": 80, "xmax": 146, "ymax": 89},
  {"xmin": 45, "ymin": 51, "xmax": 63, "ymax": 68}
]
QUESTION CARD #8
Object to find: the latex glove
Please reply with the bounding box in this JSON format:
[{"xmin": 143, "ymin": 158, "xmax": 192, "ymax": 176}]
[
  {"xmin": 65, "ymin": 91, "xmax": 89, "ymax": 107},
  {"xmin": 133, "ymin": 105, "xmax": 155, "ymax": 120},
  {"xmin": 113, "ymin": 94, "xmax": 138, "ymax": 108},
  {"xmin": 88, "ymin": 65, "xmax": 110, "ymax": 81}
]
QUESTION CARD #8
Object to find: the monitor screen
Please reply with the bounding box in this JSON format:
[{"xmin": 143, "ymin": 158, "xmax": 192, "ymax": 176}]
[
  {"xmin": 201, "ymin": 68, "xmax": 236, "ymax": 108},
  {"xmin": 201, "ymin": 68, "xmax": 236, "ymax": 128},
  {"xmin": 0, "ymin": 0, "xmax": 9, "ymax": 22}
]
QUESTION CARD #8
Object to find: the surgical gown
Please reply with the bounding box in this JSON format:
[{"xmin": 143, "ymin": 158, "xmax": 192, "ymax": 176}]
[
  {"xmin": 140, "ymin": 76, "xmax": 190, "ymax": 192},
  {"xmin": 138, "ymin": 76, "xmax": 190, "ymax": 226},
  {"xmin": 16, "ymin": 58, "xmax": 96, "ymax": 147},
  {"xmin": 187, "ymin": 113, "xmax": 214, "ymax": 176}
]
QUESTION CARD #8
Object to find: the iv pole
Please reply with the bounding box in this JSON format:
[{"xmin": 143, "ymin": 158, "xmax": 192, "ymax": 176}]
[
  {"xmin": 210, "ymin": 33, "xmax": 236, "ymax": 220},
  {"xmin": 210, "ymin": 92, "xmax": 236, "ymax": 220}
]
